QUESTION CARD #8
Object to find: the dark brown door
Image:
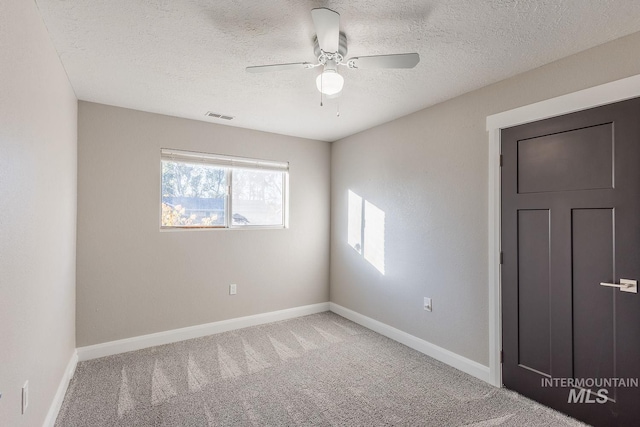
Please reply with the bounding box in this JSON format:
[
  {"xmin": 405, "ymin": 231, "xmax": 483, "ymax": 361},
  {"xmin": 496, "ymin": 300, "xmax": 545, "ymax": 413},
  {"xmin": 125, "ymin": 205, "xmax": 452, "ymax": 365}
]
[{"xmin": 501, "ymin": 97, "xmax": 640, "ymax": 426}]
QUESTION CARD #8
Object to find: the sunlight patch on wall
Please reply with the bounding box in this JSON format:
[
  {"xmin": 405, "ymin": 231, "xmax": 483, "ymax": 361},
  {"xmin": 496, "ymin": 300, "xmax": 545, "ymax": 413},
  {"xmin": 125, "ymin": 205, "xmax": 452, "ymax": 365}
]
[
  {"xmin": 347, "ymin": 190, "xmax": 385, "ymax": 275},
  {"xmin": 364, "ymin": 200, "xmax": 385, "ymax": 274},
  {"xmin": 348, "ymin": 190, "xmax": 363, "ymax": 253}
]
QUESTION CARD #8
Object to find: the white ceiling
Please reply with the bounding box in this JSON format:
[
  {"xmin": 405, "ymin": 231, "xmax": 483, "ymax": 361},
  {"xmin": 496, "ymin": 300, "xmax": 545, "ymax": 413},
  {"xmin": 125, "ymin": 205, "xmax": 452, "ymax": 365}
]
[{"xmin": 35, "ymin": 0, "xmax": 640, "ymax": 142}]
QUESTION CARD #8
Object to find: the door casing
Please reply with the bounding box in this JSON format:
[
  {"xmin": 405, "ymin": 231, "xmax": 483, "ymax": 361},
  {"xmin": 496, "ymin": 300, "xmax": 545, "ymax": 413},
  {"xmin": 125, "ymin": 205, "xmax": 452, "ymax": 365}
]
[{"xmin": 485, "ymin": 73, "xmax": 640, "ymax": 388}]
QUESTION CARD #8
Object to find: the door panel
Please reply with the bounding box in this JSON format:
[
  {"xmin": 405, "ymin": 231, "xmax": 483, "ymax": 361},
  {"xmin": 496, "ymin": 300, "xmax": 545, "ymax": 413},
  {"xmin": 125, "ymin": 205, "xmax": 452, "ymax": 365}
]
[
  {"xmin": 517, "ymin": 209, "xmax": 551, "ymax": 375},
  {"xmin": 502, "ymin": 97, "xmax": 640, "ymax": 426},
  {"xmin": 517, "ymin": 123, "xmax": 613, "ymax": 194},
  {"xmin": 572, "ymin": 209, "xmax": 615, "ymax": 397}
]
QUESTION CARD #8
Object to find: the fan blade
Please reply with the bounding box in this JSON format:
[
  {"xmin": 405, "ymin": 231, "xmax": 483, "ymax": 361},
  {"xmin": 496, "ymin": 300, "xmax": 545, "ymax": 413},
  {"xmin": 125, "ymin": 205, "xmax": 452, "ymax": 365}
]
[
  {"xmin": 347, "ymin": 53, "xmax": 420, "ymax": 69},
  {"xmin": 311, "ymin": 8, "xmax": 340, "ymax": 53},
  {"xmin": 246, "ymin": 62, "xmax": 314, "ymax": 73}
]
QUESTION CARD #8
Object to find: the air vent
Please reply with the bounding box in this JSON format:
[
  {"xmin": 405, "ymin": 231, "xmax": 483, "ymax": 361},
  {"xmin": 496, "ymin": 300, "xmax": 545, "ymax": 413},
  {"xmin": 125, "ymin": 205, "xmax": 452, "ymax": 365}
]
[{"xmin": 206, "ymin": 112, "xmax": 234, "ymax": 120}]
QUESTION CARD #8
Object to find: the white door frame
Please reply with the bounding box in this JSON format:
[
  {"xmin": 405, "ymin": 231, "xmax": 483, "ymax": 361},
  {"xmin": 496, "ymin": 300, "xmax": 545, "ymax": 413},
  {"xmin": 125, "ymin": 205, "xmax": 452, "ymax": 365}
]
[{"xmin": 485, "ymin": 73, "xmax": 640, "ymax": 387}]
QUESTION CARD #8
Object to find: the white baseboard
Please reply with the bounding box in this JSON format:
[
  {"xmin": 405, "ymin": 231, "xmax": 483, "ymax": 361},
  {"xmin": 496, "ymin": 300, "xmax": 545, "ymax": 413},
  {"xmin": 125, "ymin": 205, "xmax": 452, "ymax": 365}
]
[
  {"xmin": 329, "ymin": 303, "xmax": 492, "ymax": 384},
  {"xmin": 77, "ymin": 302, "xmax": 330, "ymax": 361},
  {"xmin": 43, "ymin": 350, "xmax": 78, "ymax": 427}
]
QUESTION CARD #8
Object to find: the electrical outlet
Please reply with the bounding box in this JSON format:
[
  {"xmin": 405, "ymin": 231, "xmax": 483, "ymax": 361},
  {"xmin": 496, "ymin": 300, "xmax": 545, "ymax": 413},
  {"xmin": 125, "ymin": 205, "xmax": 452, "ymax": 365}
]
[
  {"xmin": 22, "ymin": 381, "xmax": 28, "ymax": 414},
  {"xmin": 424, "ymin": 297, "xmax": 432, "ymax": 312},
  {"xmin": 229, "ymin": 284, "xmax": 237, "ymax": 295}
]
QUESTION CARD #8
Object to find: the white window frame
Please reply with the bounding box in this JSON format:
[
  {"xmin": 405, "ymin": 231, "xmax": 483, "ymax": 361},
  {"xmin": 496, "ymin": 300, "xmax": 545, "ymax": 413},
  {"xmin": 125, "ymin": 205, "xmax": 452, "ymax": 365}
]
[{"xmin": 160, "ymin": 148, "xmax": 289, "ymax": 230}]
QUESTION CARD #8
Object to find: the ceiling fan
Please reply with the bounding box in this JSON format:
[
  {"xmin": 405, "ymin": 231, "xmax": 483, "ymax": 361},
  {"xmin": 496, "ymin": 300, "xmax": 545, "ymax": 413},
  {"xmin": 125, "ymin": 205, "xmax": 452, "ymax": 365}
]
[{"xmin": 246, "ymin": 7, "xmax": 420, "ymax": 97}]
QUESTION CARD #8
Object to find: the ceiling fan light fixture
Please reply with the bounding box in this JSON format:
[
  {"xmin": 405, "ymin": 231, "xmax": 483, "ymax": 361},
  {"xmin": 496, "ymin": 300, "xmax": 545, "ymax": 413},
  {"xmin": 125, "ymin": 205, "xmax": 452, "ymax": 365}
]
[
  {"xmin": 246, "ymin": 7, "xmax": 420, "ymax": 100},
  {"xmin": 316, "ymin": 69, "xmax": 344, "ymax": 95}
]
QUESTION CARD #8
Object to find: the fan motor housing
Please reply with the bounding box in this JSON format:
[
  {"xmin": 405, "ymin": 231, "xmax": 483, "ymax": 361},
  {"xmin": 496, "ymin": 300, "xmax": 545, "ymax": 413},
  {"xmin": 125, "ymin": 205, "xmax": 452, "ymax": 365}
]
[{"xmin": 313, "ymin": 32, "xmax": 348, "ymax": 62}]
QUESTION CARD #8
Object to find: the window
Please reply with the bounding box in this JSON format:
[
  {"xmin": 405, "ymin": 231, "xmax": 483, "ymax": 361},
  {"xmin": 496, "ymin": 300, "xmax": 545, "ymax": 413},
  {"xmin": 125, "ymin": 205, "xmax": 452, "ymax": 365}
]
[{"xmin": 161, "ymin": 149, "xmax": 288, "ymax": 229}]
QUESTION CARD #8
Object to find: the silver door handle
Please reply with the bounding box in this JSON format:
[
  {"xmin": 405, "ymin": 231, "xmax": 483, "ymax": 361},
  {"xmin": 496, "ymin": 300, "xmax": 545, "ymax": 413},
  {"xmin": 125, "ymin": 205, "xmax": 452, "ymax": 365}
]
[
  {"xmin": 600, "ymin": 282, "xmax": 631, "ymax": 288},
  {"xmin": 600, "ymin": 279, "xmax": 637, "ymax": 293}
]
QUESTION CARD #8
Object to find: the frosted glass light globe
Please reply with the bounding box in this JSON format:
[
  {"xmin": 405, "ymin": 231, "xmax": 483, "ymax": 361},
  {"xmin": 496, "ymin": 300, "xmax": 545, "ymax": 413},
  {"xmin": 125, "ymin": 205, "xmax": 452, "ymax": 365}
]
[{"xmin": 316, "ymin": 70, "xmax": 344, "ymax": 95}]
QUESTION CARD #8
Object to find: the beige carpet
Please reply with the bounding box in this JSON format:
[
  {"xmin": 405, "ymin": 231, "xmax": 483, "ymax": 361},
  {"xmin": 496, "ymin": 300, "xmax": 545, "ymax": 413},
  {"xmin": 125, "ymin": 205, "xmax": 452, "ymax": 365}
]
[{"xmin": 56, "ymin": 312, "xmax": 586, "ymax": 426}]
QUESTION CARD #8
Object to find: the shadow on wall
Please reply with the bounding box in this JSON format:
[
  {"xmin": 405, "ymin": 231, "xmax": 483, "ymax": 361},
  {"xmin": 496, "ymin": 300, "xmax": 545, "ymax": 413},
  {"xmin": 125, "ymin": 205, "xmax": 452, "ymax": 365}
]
[{"xmin": 347, "ymin": 190, "xmax": 385, "ymax": 275}]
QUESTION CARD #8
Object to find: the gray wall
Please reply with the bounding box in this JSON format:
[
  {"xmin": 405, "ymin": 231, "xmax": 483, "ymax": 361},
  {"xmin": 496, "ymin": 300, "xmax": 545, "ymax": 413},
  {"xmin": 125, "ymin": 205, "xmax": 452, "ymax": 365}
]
[
  {"xmin": 76, "ymin": 102, "xmax": 330, "ymax": 346},
  {"xmin": 0, "ymin": 0, "xmax": 77, "ymax": 425},
  {"xmin": 330, "ymin": 31, "xmax": 640, "ymax": 366}
]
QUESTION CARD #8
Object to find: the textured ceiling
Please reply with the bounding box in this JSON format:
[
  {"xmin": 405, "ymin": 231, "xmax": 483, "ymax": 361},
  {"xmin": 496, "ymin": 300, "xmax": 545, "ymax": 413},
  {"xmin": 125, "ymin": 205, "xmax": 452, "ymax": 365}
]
[{"xmin": 35, "ymin": 0, "xmax": 640, "ymax": 142}]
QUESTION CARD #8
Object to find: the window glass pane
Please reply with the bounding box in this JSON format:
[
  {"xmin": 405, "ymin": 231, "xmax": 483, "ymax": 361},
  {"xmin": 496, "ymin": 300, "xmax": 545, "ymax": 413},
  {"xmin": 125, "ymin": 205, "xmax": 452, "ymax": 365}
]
[
  {"xmin": 161, "ymin": 160, "xmax": 227, "ymax": 227},
  {"xmin": 232, "ymin": 169, "xmax": 284, "ymax": 226}
]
